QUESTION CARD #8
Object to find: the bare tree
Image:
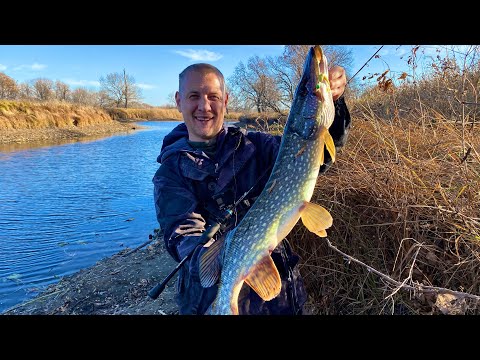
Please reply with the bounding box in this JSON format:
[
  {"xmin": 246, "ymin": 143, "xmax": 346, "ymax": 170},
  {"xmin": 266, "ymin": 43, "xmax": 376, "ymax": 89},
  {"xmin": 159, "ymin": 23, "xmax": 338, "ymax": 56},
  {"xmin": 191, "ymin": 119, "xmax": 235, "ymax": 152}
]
[
  {"xmin": 166, "ymin": 91, "xmax": 177, "ymax": 108},
  {"xmin": 225, "ymin": 84, "xmax": 244, "ymax": 112},
  {"xmin": 100, "ymin": 72, "xmax": 124, "ymax": 107},
  {"xmin": 31, "ymin": 78, "xmax": 54, "ymax": 101},
  {"xmin": 100, "ymin": 69, "xmax": 142, "ymax": 108},
  {"xmin": 228, "ymin": 45, "xmax": 353, "ymax": 113},
  {"xmin": 70, "ymin": 87, "xmax": 98, "ymax": 106},
  {"xmin": 228, "ymin": 56, "xmax": 282, "ymax": 113},
  {"xmin": 96, "ymin": 89, "xmax": 114, "ymax": 108},
  {"xmin": 17, "ymin": 82, "xmax": 34, "ymax": 100},
  {"xmin": 273, "ymin": 45, "xmax": 354, "ymax": 104},
  {"xmin": 122, "ymin": 69, "xmax": 142, "ymax": 108},
  {"xmin": 54, "ymin": 80, "xmax": 71, "ymax": 101},
  {"xmin": 0, "ymin": 72, "xmax": 18, "ymax": 99}
]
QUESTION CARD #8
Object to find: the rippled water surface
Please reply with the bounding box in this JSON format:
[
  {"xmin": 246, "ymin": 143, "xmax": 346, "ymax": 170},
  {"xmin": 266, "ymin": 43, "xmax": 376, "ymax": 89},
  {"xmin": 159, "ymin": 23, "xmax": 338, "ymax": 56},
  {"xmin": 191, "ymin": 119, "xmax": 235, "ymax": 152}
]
[{"xmin": 0, "ymin": 121, "xmax": 180, "ymax": 313}]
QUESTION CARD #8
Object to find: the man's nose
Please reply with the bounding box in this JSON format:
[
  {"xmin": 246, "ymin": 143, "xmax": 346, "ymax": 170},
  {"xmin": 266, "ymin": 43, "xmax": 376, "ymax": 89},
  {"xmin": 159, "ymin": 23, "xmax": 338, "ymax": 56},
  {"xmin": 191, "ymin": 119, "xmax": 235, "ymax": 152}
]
[{"xmin": 198, "ymin": 96, "xmax": 212, "ymax": 111}]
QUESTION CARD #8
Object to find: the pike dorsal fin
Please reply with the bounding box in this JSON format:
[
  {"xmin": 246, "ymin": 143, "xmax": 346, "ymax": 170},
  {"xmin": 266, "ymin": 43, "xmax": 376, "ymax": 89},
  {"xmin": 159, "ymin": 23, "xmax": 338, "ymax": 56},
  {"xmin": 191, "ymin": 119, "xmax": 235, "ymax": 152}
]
[
  {"xmin": 244, "ymin": 255, "xmax": 282, "ymax": 301},
  {"xmin": 199, "ymin": 234, "xmax": 225, "ymax": 288},
  {"xmin": 300, "ymin": 201, "xmax": 333, "ymax": 237}
]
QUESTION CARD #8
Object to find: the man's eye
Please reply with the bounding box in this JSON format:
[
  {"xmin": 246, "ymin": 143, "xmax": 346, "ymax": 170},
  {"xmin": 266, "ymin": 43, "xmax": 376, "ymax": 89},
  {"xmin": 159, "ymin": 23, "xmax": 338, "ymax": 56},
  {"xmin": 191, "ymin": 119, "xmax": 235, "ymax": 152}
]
[{"xmin": 189, "ymin": 94, "xmax": 199, "ymax": 99}]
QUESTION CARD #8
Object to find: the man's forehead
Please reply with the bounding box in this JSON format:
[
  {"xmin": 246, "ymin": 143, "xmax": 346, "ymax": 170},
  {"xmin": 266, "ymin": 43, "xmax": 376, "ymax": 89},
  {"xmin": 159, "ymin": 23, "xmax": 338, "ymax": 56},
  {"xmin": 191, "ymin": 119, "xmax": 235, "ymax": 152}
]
[{"xmin": 181, "ymin": 72, "xmax": 223, "ymax": 91}]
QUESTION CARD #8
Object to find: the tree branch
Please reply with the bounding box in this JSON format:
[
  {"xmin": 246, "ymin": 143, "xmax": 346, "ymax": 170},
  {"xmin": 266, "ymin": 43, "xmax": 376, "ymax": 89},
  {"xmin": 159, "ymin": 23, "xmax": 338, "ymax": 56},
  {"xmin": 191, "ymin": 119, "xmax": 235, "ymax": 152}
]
[{"xmin": 325, "ymin": 238, "xmax": 480, "ymax": 302}]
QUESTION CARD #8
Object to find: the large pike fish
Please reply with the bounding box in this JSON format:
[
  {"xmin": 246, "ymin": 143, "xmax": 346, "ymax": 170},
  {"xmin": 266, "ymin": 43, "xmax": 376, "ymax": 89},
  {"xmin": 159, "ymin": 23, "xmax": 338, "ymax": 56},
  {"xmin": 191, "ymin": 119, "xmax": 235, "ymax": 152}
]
[{"xmin": 199, "ymin": 45, "xmax": 336, "ymax": 315}]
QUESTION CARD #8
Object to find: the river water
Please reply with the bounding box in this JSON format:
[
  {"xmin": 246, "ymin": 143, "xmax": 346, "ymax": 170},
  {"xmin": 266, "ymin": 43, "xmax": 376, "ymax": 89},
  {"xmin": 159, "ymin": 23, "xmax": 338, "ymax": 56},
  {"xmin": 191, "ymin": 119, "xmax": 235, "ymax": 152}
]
[{"xmin": 0, "ymin": 121, "xmax": 181, "ymax": 313}]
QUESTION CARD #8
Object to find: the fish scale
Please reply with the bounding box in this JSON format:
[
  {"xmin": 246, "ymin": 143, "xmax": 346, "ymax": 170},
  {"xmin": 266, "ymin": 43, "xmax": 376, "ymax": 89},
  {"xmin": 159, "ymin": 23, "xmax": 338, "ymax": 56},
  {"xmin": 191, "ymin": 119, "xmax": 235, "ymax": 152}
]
[{"xmin": 200, "ymin": 45, "xmax": 336, "ymax": 315}]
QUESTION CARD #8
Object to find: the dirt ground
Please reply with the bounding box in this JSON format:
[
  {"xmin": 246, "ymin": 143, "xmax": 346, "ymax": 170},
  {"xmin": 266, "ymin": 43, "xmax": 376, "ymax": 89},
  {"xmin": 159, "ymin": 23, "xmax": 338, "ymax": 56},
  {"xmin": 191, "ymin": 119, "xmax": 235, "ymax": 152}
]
[{"xmin": 3, "ymin": 230, "xmax": 180, "ymax": 315}]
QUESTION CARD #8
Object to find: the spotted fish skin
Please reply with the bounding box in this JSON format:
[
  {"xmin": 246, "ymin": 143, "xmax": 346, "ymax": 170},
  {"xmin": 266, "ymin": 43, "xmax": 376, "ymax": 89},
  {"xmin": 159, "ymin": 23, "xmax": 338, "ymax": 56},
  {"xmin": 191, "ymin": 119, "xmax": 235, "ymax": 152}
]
[{"xmin": 200, "ymin": 45, "xmax": 336, "ymax": 315}]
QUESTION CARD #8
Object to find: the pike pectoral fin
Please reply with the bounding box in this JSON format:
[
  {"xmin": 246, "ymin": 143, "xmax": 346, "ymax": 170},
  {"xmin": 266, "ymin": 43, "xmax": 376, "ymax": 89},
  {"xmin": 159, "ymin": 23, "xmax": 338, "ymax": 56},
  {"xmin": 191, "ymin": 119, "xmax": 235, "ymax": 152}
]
[
  {"xmin": 245, "ymin": 255, "xmax": 282, "ymax": 301},
  {"xmin": 199, "ymin": 235, "xmax": 225, "ymax": 288},
  {"xmin": 318, "ymin": 126, "xmax": 335, "ymax": 165},
  {"xmin": 324, "ymin": 128, "xmax": 336, "ymax": 163},
  {"xmin": 300, "ymin": 201, "xmax": 333, "ymax": 237}
]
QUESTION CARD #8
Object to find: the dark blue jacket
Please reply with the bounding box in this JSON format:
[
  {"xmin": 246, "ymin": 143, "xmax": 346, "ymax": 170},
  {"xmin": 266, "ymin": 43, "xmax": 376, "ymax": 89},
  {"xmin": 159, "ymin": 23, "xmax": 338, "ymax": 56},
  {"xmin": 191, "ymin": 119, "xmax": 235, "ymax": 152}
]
[{"xmin": 152, "ymin": 96, "xmax": 351, "ymax": 314}]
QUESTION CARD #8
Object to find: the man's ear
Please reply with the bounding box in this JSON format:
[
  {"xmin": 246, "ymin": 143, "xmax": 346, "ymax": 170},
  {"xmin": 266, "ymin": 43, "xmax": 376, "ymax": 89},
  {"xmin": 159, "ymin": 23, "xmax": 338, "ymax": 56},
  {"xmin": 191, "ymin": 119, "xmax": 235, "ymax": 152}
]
[
  {"xmin": 224, "ymin": 92, "xmax": 229, "ymax": 113},
  {"xmin": 175, "ymin": 91, "xmax": 181, "ymax": 111}
]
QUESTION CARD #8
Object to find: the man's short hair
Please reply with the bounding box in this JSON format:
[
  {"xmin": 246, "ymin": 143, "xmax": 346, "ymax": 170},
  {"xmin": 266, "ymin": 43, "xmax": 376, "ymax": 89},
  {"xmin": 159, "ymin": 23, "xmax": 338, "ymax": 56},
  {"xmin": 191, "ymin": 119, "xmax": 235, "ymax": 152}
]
[{"xmin": 179, "ymin": 63, "xmax": 225, "ymax": 94}]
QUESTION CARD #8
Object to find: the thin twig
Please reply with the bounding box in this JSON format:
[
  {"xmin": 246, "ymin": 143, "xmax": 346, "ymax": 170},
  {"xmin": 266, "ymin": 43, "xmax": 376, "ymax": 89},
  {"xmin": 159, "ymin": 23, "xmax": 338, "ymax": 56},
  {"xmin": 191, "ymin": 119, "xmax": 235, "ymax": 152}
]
[
  {"xmin": 325, "ymin": 238, "xmax": 480, "ymax": 301},
  {"xmin": 122, "ymin": 236, "xmax": 154, "ymax": 257}
]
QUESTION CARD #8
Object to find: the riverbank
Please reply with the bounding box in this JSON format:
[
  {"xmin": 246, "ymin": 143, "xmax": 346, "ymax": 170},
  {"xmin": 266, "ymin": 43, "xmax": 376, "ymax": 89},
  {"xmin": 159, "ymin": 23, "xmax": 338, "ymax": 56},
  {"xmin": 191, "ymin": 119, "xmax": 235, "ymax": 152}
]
[
  {"xmin": 3, "ymin": 229, "xmax": 180, "ymax": 315},
  {"xmin": 0, "ymin": 120, "xmax": 139, "ymax": 144}
]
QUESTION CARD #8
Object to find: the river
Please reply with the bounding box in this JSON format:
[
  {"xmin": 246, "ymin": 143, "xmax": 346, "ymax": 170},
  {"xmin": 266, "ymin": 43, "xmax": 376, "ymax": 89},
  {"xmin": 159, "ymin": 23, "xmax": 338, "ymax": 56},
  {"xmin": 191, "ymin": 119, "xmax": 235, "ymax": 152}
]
[{"xmin": 0, "ymin": 121, "xmax": 181, "ymax": 313}]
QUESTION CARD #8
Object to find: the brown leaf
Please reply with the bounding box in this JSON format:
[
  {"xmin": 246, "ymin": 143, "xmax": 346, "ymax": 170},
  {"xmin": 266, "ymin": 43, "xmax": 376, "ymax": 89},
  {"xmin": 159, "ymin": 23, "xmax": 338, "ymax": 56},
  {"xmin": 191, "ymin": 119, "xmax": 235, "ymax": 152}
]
[
  {"xmin": 435, "ymin": 293, "xmax": 467, "ymax": 315},
  {"xmin": 398, "ymin": 72, "xmax": 408, "ymax": 80}
]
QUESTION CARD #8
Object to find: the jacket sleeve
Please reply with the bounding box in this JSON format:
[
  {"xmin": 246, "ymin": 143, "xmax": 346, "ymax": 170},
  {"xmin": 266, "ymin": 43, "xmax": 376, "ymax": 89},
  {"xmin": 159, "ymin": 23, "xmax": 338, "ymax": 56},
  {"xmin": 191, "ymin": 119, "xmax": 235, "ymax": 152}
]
[
  {"xmin": 152, "ymin": 162, "xmax": 207, "ymax": 263},
  {"xmin": 320, "ymin": 94, "xmax": 351, "ymax": 173}
]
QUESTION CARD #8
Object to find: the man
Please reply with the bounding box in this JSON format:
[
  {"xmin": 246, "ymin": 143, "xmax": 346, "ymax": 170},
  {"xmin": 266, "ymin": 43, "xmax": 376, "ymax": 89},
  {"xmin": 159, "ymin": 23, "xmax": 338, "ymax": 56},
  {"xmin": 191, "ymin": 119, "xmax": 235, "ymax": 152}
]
[{"xmin": 153, "ymin": 59, "xmax": 350, "ymax": 315}]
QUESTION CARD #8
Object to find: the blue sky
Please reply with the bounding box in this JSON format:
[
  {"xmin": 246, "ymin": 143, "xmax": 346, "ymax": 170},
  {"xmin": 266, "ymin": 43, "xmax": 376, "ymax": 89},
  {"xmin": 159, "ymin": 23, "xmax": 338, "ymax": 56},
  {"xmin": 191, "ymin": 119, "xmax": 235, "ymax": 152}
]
[{"xmin": 0, "ymin": 45, "xmax": 460, "ymax": 106}]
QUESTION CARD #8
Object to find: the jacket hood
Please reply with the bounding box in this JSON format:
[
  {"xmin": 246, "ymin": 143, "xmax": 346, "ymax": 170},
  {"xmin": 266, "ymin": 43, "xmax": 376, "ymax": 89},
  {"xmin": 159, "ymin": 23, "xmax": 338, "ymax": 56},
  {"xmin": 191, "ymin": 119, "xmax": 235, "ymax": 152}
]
[
  {"xmin": 157, "ymin": 123, "xmax": 190, "ymax": 164},
  {"xmin": 158, "ymin": 122, "xmax": 236, "ymax": 164}
]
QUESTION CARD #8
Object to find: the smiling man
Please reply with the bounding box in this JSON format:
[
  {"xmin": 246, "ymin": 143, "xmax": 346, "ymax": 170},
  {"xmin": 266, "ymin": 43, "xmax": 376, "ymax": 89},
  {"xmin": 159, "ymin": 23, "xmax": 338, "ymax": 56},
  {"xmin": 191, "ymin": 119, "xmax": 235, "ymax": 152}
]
[
  {"xmin": 152, "ymin": 62, "xmax": 351, "ymax": 315},
  {"xmin": 176, "ymin": 64, "xmax": 227, "ymax": 142}
]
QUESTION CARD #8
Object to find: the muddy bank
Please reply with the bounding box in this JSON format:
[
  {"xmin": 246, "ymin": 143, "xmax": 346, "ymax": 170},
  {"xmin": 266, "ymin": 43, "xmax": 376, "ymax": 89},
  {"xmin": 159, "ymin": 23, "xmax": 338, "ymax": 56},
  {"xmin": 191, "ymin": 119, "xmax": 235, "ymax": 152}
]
[
  {"xmin": 0, "ymin": 120, "xmax": 140, "ymax": 144},
  {"xmin": 3, "ymin": 230, "xmax": 180, "ymax": 315}
]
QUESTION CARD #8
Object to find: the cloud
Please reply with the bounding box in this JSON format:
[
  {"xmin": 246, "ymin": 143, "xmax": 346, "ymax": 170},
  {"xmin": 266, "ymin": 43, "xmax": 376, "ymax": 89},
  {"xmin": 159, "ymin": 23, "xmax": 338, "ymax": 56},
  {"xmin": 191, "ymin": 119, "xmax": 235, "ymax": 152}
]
[
  {"xmin": 378, "ymin": 45, "xmax": 409, "ymax": 57},
  {"xmin": 173, "ymin": 49, "xmax": 223, "ymax": 61},
  {"xmin": 0, "ymin": 64, "xmax": 6, "ymax": 71},
  {"xmin": 137, "ymin": 83, "xmax": 155, "ymax": 90},
  {"xmin": 13, "ymin": 62, "xmax": 47, "ymax": 71},
  {"xmin": 63, "ymin": 78, "xmax": 100, "ymax": 87}
]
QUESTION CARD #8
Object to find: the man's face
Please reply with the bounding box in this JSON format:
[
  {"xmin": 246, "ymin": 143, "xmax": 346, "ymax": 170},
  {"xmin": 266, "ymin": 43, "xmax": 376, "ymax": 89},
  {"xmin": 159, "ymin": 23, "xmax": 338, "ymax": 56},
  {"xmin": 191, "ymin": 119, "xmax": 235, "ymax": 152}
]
[{"xmin": 175, "ymin": 71, "xmax": 228, "ymax": 142}]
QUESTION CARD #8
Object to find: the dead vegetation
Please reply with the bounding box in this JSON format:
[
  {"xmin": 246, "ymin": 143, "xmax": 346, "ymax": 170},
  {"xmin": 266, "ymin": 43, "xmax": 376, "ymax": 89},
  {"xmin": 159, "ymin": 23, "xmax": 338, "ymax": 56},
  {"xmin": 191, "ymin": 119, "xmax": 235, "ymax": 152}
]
[
  {"xmin": 295, "ymin": 47, "xmax": 480, "ymax": 315},
  {"xmin": 0, "ymin": 100, "xmax": 116, "ymax": 130},
  {"xmin": 296, "ymin": 117, "xmax": 480, "ymax": 315}
]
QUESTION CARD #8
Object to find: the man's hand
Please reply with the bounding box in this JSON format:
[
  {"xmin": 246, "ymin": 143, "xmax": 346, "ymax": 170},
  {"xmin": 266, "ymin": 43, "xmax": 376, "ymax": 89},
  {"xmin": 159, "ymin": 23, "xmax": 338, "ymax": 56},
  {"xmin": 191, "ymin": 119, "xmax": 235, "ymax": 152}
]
[{"xmin": 329, "ymin": 65, "xmax": 347, "ymax": 101}]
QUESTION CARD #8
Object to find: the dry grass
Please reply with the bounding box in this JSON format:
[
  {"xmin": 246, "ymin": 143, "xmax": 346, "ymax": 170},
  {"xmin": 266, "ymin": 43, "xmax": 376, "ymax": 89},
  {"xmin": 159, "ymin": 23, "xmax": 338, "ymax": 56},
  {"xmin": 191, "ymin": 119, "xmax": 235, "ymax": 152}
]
[
  {"xmin": 288, "ymin": 53, "xmax": 480, "ymax": 315},
  {"xmin": 105, "ymin": 107, "xmax": 183, "ymax": 121},
  {"xmin": 292, "ymin": 116, "xmax": 480, "ymax": 315},
  {"xmin": 0, "ymin": 100, "xmax": 115, "ymax": 130},
  {"xmin": 106, "ymin": 107, "xmax": 242, "ymax": 121}
]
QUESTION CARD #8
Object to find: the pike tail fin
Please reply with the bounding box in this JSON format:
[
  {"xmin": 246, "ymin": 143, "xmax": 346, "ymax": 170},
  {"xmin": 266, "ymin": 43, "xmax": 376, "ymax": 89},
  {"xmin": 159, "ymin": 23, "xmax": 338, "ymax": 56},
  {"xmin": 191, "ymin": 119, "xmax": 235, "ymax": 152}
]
[{"xmin": 245, "ymin": 255, "xmax": 282, "ymax": 301}]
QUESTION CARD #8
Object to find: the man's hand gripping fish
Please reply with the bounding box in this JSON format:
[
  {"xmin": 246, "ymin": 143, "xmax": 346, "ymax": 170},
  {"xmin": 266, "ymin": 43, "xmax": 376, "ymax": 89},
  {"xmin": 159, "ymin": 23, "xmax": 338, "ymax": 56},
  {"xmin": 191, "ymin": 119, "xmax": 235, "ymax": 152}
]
[{"xmin": 199, "ymin": 45, "xmax": 336, "ymax": 315}]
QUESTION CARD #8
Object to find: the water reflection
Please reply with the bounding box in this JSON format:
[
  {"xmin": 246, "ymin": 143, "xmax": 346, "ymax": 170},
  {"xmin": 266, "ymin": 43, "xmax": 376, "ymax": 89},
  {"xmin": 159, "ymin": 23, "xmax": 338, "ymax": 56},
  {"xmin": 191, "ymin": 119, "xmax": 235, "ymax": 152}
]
[
  {"xmin": 0, "ymin": 120, "xmax": 180, "ymax": 313},
  {"xmin": 0, "ymin": 133, "xmax": 131, "ymax": 155}
]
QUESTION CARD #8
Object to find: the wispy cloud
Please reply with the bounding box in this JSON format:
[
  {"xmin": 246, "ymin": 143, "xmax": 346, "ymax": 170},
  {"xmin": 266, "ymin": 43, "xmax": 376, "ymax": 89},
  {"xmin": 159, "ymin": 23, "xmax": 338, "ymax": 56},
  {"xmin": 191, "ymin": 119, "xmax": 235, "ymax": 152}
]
[
  {"xmin": 379, "ymin": 45, "xmax": 409, "ymax": 57},
  {"xmin": 13, "ymin": 62, "xmax": 47, "ymax": 71},
  {"xmin": 173, "ymin": 49, "xmax": 223, "ymax": 62},
  {"xmin": 0, "ymin": 64, "xmax": 6, "ymax": 71},
  {"xmin": 137, "ymin": 83, "xmax": 155, "ymax": 90},
  {"xmin": 63, "ymin": 78, "xmax": 100, "ymax": 87}
]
